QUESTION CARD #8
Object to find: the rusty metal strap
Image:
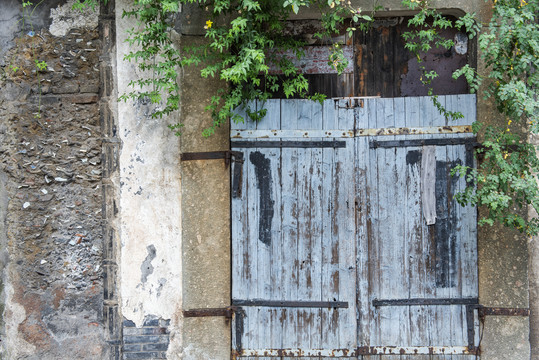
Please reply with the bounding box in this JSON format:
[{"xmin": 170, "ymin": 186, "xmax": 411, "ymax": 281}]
[
  {"xmin": 373, "ymin": 297, "xmax": 478, "ymax": 307},
  {"xmin": 478, "ymin": 307, "xmax": 530, "ymax": 317},
  {"xmin": 370, "ymin": 137, "xmax": 478, "ymax": 149},
  {"xmin": 231, "ymin": 140, "xmax": 346, "ymax": 148},
  {"xmin": 183, "ymin": 306, "xmax": 238, "ymax": 318},
  {"xmin": 180, "ymin": 150, "xmax": 243, "ymax": 164},
  {"xmin": 180, "ymin": 150, "xmax": 244, "ymax": 198}
]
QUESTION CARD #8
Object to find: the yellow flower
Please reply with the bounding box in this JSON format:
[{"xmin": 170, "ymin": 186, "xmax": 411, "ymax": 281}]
[{"xmin": 204, "ymin": 20, "xmax": 213, "ymax": 29}]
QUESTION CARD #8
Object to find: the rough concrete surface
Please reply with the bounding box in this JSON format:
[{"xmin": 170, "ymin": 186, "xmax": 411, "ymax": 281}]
[
  {"xmin": 180, "ymin": 35, "xmax": 231, "ymax": 360},
  {"xmin": 481, "ymin": 317, "xmax": 530, "ymax": 360}
]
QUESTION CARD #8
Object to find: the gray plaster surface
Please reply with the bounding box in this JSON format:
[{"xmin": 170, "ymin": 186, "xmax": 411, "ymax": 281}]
[{"xmin": 180, "ymin": 35, "xmax": 231, "ymax": 359}]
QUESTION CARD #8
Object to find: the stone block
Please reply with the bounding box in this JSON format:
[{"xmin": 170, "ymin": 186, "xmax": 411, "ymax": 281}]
[
  {"xmin": 52, "ymin": 81, "xmax": 80, "ymax": 94},
  {"xmin": 123, "ymin": 352, "xmax": 165, "ymax": 360},
  {"xmin": 123, "ymin": 335, "xmax": 165, "ymax": 344},
  {"xmin": 80, "ymin": 84, "xmax": 100, "ymax": 93},
  {"xmin": 64, "ymin": 93, "xmax": 99, "ymax": 104},
  {"xmin": 123, "ymin": 319, "xmax": 136, "ymax": 327},
  {"xmin": 141, "ymin": 343, "xmax": 168, "ymax": 351},
  {"xmin": 122, "ymin": 344, "xmax": 142, "ymax": 352}
]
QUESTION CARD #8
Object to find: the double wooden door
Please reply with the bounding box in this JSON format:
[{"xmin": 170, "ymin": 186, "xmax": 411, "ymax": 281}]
[{"xmin": 231, "ymin": 95, "xmax": 478, "ymax": 358}]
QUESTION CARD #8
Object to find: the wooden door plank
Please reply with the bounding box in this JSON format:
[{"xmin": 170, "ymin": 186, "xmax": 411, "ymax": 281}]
[
  {"xmin": 445, "ymin": 96, "xmax": 464, "ymax": 348},
  {"xmin": 403, "ymin": 96, "xmax": 429, "ymax": 348},
  {"xmin": 231, "ymin": 100, "xmax": 257, "ymax": 354},
  {"xmin": 454, "ymin": 94, "xmax": 478, "ymax": 302},
  {"xmin": 309, "ymin": 100, "xmax": 324, "ymax": 351},
  {"xmin": 419, "ymin": 96, "xmax": 436, "ymax": 347},
  {"xmin": 257, "ymin": 100, "xmax": 281, "ymax": 350},
  {"xmin": 247, "ymin": 145, "xmax": 261, "ymax": 349},
  {"xmin": 432, "ymin": 95, "xmax": 453, "ymax": 348},
  {"xmin": 243, "ymin": 147, "xmax": 257, "ymax": 351},
  {"xmin": 279, "ymin": 99, "xmax": 299, "ymax": 350},
  {"xmin": 356, "ymin": 97, "xmax": 371, "ymax": 348},
  {"xmin": 392, "ymin": 97, "xmax": 412, "ymax": 347},
  {"xmin": 335, "ymin": 99, "xmax": 357, "ymax": 349},
  {"xmin": 367, "ymin": 97, "xmax": 381, "ymax": 346},
  {"xmin": 320, "ymin": 99, "xmax": 340, "ymax": 350},
  {"xmin": 376, "ymin": 97, "xmax": 402, "ymax": 346},
  {"xmin": 296, "ymin": 100, "xmax": 315, "ymax": 350},
  {"xmin": 231, "ymin": 145, "xmax": 249, "ymax": 300}
]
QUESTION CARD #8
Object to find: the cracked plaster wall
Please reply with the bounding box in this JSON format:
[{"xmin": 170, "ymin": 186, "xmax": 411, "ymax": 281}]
[{"xmin": 115, "ymin": 1, "xmax": 183, "ymax": 357}]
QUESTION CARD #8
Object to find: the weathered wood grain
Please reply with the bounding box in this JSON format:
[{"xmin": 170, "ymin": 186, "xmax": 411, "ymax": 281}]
[{"xmin": 231, "ymin": 95, "xmax": 478, "ymax": 357}]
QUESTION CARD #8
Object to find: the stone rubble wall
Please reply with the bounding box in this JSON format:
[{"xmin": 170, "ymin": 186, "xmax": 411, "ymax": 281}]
[{"xmin": 0, "ymin": 1, "xmax": 107, "ymax": 358}]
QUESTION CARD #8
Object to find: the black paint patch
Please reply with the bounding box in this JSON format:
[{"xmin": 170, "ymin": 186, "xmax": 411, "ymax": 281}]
[
  {"xmin": 434, "ymin": 160, "xmax": 461, "ymax": 288},
  {"xmin": 249, "ymin": 151, "xmax": 274, "ymax": 246},
  {"xmin": 406, "ymin": 150, "xmax": 422, "ymax": 166}
]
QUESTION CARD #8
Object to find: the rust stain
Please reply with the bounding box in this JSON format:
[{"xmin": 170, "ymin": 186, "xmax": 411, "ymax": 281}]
[
  {"xmin": 242, "ymin": 251, "xmax": 250, "ymax": 280},
  {"xmin": 52, "ymin": 286, "xmax": 65, "ymax": 309}
]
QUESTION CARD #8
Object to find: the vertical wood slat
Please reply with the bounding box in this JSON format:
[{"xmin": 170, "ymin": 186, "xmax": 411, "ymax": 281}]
[
  {"xmin": 261, "ymin": 100, "xmax": 281, "ymax": 350},
  {"xmin": 321, "ymin": 99, "xmax": 339, "ymax": 350},
  {"xmin": 356, "ymin": 98, "xmax": 371, "ymax": 348},
  {"xmin": 403, "ymin": 96, "xmax": 426, "ymax": 348},
  {"xmin": 366, "ymin": 97, "xmax": 381, "ymax": 346},
  {"xmin": 376, "ymin": 97, "xmax": 398, "ymax": 345},
  {"xmin": 232, "ymin": 100, "xmax": 254, "ymax": 352},
  {"xmin": 393, "ymin": 97, "xmax": 411, "ymax": 347},
  {"xmin": 446, "ymin": 95, "xmax": 464, "ymax": 348},
  {"xmin": 310, "ymin": 101, "xmax": 324, "ymax": 351},
  {"xmin": 432, "ymin": 95, "xmax": 452, "ymax": 348},
  {"xmin": 336, "ymin": 99, "xmax": 357, "ymax": 349},
  {"xmin": 296, "ymin": 100, "xmax": 314, "ymax": 350},
  {"xmin": 421, "ymin": 95, "xmax": 436, "ymax": 347},
  {"xmin": 280, "ymin": 99, "xmax": 298, "ymax": 351}
]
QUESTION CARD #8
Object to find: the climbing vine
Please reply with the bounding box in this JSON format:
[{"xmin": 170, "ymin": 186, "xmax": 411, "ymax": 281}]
[
  {"xmin": 9, "ymin": 0, "xmax": 539, "ymax": 234},
  {"xmin": 391, "ymin": 0, "xmax": 539, "ymax": 235},
  {"xmin": 118, "ymin": 0, "xmax": 382, "ymax": 136},
  {"xmin": 120, "ymin": 0, "xmax": 538, "ymax": 234},
  {"xmin": 452, "ymin": 0, "xmax": 539, "ymax": 235}
]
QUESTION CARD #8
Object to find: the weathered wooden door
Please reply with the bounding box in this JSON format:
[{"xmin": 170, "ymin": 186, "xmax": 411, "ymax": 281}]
[{"xmin": 231, "ymin": 95, "xmax": 478, "ymax": 358}]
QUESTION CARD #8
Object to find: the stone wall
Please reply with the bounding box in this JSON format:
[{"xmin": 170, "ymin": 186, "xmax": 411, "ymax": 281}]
[{"xmin": 0, "ymin": 1, "xmax": 107, "ymax": 358}]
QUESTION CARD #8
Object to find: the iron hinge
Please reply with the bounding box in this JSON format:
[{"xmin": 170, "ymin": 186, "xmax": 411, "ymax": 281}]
[
  {"xmin": 180, "ymin": 150, "xmax": 243, "ymax": 167},
  {"xmin": 180, "ymin": 150, "xmax": 244, "ymax": 198},
  {"xmin": 183, "ymin": 306, "xmax": 239, "ymax": 319}
]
